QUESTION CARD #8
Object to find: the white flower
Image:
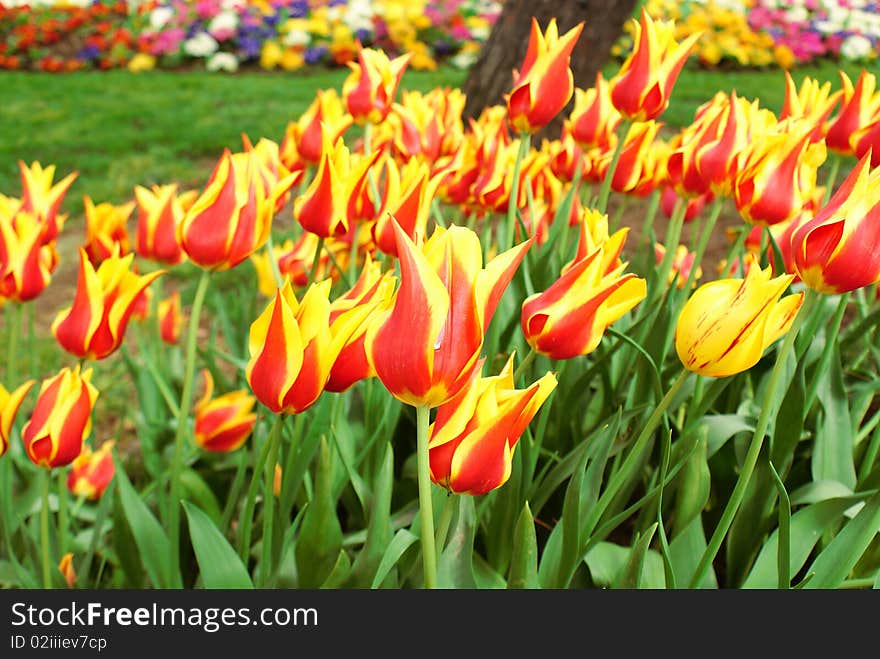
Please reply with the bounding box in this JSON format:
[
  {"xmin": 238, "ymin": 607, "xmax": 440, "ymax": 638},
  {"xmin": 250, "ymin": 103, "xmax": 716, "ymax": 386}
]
[
  {"xmin": 786, "ymin": 7, "xmax": 808, "ymax": 23},
  {"xmin": 209, "ymin": 11, "xmax": 239, "ymax": 36},
  {"xmin": 450, "ymin": 52, "xmax": 478, "ymax": 69},
  {"xmin": 150, "ymin": 7, "xmax": 175, "ymax": 30},
  {"xmin": 840, "ymin": 34, "xmax": 874, "ymax": 60},
  {"xmin": 206, "ymin": 52, "xmax": 239, "ymax": 73},
  {"xmin": 183, "ymin": 32, "xmax": 219, "ymax": 58},
  {"xmin": 283, "ymin": 29, "xmax": 312, "ymax": 48}
]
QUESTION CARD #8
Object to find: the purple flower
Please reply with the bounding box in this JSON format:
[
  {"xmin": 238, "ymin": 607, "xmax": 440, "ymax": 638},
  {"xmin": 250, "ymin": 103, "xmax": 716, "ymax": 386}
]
[
  {"xmin": 77, "ymin": 44, "xmax": 100, "ymax": 61},
  {"xmin": 355, "ymin": 28, "xmax": 372, "ymax": 43},
  {"xmin": 238, "ymin": 36, "xmax": 262, "ymax": 59},
  {"xmin": 288, "ymin": 1, "xmax": 308, "ymax": 18},
  {"xmin": 304, "ymin": 45, "xmax": 328, "ymax": 65}
]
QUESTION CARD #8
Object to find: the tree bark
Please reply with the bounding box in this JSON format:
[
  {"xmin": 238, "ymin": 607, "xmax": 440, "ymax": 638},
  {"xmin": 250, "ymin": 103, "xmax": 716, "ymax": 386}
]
[{"xmin": 462, "ymin": 0, "xmax": 638, "ymax": 137}]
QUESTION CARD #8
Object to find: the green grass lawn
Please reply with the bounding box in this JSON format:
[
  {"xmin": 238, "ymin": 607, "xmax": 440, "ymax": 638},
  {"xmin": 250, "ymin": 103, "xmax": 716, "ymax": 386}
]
[{"xmin": 0, "ymin": 59, "xmax": 869, "ymax": 216}]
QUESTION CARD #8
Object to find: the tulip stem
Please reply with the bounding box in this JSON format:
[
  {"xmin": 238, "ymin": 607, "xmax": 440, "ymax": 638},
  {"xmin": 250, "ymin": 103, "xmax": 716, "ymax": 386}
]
[
  {"xmin": 823, "ymin": 154, "xmax": 841, "ymax": 205},
  {"xmin": 683, "ymin": 197, "xmax": 723, "ymax": 292},
  {"xmin": 513, "ymin": 347, "xmax": 538, "ymax": 384},
  {"xmin": 688, "ymin": 287, "xmax": 819, "ymax": 588},
  {"xmin": 167, "ymin": 268, "xmax": 212, "ymax": 578},
  {"xmin": 596, "ymin": 120, "xmax": 629, "ymax": 215},
  {"xmin": 259, "ymin": 414, "xmax": 284, "ymax": 587},
  {"xmin": 238, "ymin": 415, "xmax": 279, "ymax": 561},
  {"xmin": 415, "ymin": 405, "xmax": 437, "ymax": 589},
  {"xmin": 5, "ymin": 303, "xmax": 20, "ymax": 382},
  {"xmin": 265, "ymin": 232, "xmax": 285, "ymax": 289},
  {"xmin": 57, "ymin": 471, "xmax": 68, "ymax": 554},
  {"xmin": 306, "ymin": 237, "xmax": 325, "ymax": 289},
  {"xmin": 503, "ymin": 134, "xmax": 532, "ymax": 252},
  {"xmin": 41, "ymin": 470, "xmax": 52, "ymax": 589}
]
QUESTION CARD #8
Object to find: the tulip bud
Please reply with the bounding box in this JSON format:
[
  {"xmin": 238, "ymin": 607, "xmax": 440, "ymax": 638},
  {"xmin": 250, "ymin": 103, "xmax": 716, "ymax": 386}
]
[
  {"xmin": 1, "ymin": 380, "xmax": 34, "ymax": 457},
  {"xmin": 67, "ymin": 440, "xmax": 115, "ymax": 500},
  {"xmin": 0, "ymin": 211, "xmax": 57, "ymax": 302},
  {"xmin": 675, "ymin": 263, "xmax": 804, "ymax": 377},
  {"xmin": 194, "ymin": 370, "xmax": 257, "ymax": 452},
  {"xmin": 134, "ymin": 184, "xmax": 187, "ymax": 266},
  {"xmin": 343, "ymin": 43, "xmax": 410, "ymax": 125},
  {"xmin": 58, "ymin": 553, "xmax": 76, "ymax": 588},
  {"xmin": 18, "ymin": 160, "xmax": 77, "ymax": 242},
  {"xmin": 158, "ymin": 290, "xmax": 184, "ymax": 345},
  {"xmin": 22, "ymin": 366, "xmax": 99, "ymax": 469},
  {"xmin": 82, "ymin": 196, "xmax": 133, "ymax": 265}
]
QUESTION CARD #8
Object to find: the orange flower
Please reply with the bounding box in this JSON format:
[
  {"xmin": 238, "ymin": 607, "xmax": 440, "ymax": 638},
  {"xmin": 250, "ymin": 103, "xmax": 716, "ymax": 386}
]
[
  {"xmin": 609, "ymin": 8, "xmax": 701, "ymax": 122},
  {"xmin": 22, "ymin": 366, "xmax": 99, "ymax": 469},
  {"xmin": 568, "ymin": 72, "xmax": 622, "ymax": 151},
  {"xmin": 389, "ymin": 88, "xmax": 465, "ymax": 165},
  {"xmin": 372, "ymin": 159, "xmax": 441, "ymax": 258},
  {"xmin": 158, "ymin": 290, "xmax": 184, "ymax": 345},
  {"xmin": 826, "ymin": 69, "xmax": 880, "ymax": 157},
  {"xmin": 194, "ymin": 370, "xmax": 257, "ymax": 452},
  {"xmin": 506, "ymin": 18, "xmax": 584, "ymax": 135},
  {"xmin": 429, "ymin": 355, "xmax": 557, "ymax": 495},
  {"xmin": 325, "ymin": 257, "xmax": 396, "ymax": 393},
  {"xmin": 82, "ymin": 195, "xmax": 133, "ymax": 265},
  {"xmin": 597, "ymin": 120, "xmax": 664, "ymax": 196},
  {"xmin": 58, "ymin": 553, "xmax": 76, "ymax": 588},
  {"xmin": 67, "ymin": 440, "xmax": 115, "ymax": 500},
  {"xmin": 178, "ymin": 149, "xmax": 288, "ymax": 271},
  {"xmin": 0, "ymin": 211, "xmax": 57, "ymax": 302},
  {"xmin": 246, "ymin": 279, "xmax": 376, "ymax": 415},
  {"xmin": 366, "ymin": 222, "xmax": 531, "ymax": 408},
  {"xmin": 52, "ymin": 248, "xmax": 163, "ymax": 360},
  {"xmin": 342, "ymin": 43, "xmax": 411, "ymax": 125},
  {"xmin": 1, "ymin": 380, "xmax": 34, "ymax": 457},
  {"xmin": 280, "ymin": 88, "xmax": 352, "ymax": 167},
  {"xmin": 134, "ymin": 184, "xmax": 187, "ymax": 265}
]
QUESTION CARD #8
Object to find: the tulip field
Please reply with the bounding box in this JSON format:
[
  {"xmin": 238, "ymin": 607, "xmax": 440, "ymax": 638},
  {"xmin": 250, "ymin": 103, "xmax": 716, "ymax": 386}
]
[{"xmin": 3, "ymin": 7, "xmax": 880, "ymax": 592}]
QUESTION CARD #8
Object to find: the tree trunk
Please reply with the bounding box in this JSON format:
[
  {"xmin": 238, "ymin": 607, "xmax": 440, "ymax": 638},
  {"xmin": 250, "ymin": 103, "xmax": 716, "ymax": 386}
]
[{"xmin": 462, "ymin": 0, "xmax": 638, "ymax": 137}]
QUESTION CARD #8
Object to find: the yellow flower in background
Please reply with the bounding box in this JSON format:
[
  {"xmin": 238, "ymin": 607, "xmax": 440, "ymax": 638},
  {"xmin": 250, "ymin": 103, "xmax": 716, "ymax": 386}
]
[
  {"xmin": 281, "ymin": 49, "xmax": 305, "ymax": 71},
  {"xmin": 127, "ymin": 53, "xmax": 156, "ymax": 73},
  {"xmin": 261, "ymin": 40, "xmax": 284, "ymax": 69}
]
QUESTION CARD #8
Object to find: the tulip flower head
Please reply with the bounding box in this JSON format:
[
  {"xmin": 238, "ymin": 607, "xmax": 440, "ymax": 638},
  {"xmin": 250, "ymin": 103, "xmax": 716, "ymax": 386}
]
[
  {"xmin": 366, "ymin": 221, "xmax": 531, "ymax": 408},
  {"xmin": 522, "ymin": 241, "xmax": 646, "ymax": 360},
  {"xmin": 52, "ymin": 248, "xmax": 164, "ymax": 360},
  {"xmin": 655, "ymin": 243, "xmax": 701, "ymax": 289},
  {"xmin": 281, "ymin": 88, "xmax": 352, "ymax": 167},
  {"xmin": 158, "ymin": 290, "xmax": 184, "ymax": 345},
  {"xmin": 569, "ymin": 73, "xmax": 622, "ymax": 151},
  {"xmin": 194, "ymin": 370, "xmax": 257, "ymax": 452},
  {"xmin": 82, "ymin": 196, "xmax": 134, "ymax": 265},
  {"xmin": 22, "ymin": 366, "xmax": 99, "ymax": 469},
  {"xmin": 134, "ymin": 184, "xmax": 187, "ymax": 266},
  {"xmin": 429, "ymin": 355, "xmax": 557, "ymax": 496},
  {"xmin": 609, "ymin": 8, "xmax": 701, "ymax": 122},
  {"xmin": 247, "ymin": 278, "xmax": 376, "ymax": 415},
  {"xmin": 18, "ymin": 160, "xmax": 77, "ymax": 242},
  {"xmin": 1, "ymin": 380, "xmax": 34, "ymax": 457},
  {"xmin": 792, "ymin": 152, "xmax": 880, "ymax": 294},
  {"xmin": 506, "ymin": 18, "xmax": 584, "ymax": 135},
  {"xmin": 0, "ymin": 211, "xmax": 57, "ymax": 302},
  {"xmin": 343, "ymin": 43, "xmax": 411, "ymax": 125},
  {"xmin": 372, "ymin": 159, "xmax": 442, "ymax": 258},
  {"xmin": 825, "ymin": 69, "xmax": 880, "ymax": 157},
  {"xmin": 178, "ymin": 149, "xmax": 287, "ymax": 271},
  {"xmin": 58, "ymin": 553, "xmax": 76, "ymax": 588},
  {"xmin": 675, "ymin": 263, "xmax": 804, "ymax": 378},
  {"xmin": 67, "ymin": 440, "xmax": 115, "ymax": 500}
]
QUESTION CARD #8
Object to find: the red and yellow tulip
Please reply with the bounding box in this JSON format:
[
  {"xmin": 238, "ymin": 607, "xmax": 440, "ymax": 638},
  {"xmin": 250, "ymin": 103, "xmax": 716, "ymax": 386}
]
[
  {"xmin": 66, "ymin": 440, "xmax": 115, "ymax": 500},
  {"xmin": 597, "ymin": 120, "xmax": 664, "ymax": 196},
  {"xmin": 58, "ymin": 553, "xmax": 76, "ymax": 588},
  {"xmin": 18, "ymin": 160, "xmax": 77, "ymax": 242},
  {"xmin": 194, "ymin": 370, "xmax": 257, "ymax": 452},
  {"xmin": 389, "ymin": 88, "xmax": 465, "ymax": 165},
  {"xmin": 522, "ymin": 242, "xmax": 646, "ymax": 360},
  {"xmin": 655, "ymin": 243, "xmax": 701, "ymax": 289},
  {"xmin": 325, "ymin": 257, "xmax": 397, "ymax": 393},
  {"xmin": 342, "ymin": 43, "xmax": 410, "ymax": 125},
  {"xmin": 791, "ymin": 153, "xmax": 880, "ymax": 294},
  {"xmin": 52, "ymin": 248, "xmax": 163, "ymax": 360},
  {"xmin": 826, "ymin": 69, "xmax": 880, "ymax": 156},
  {"xmin": 246, "ymin": 279, "xmax": 376, "ymax": 415},
  {"xmin": 568, "ymin": 73, "xmax": 622, "ymax": 151},
  {"xmin": 372, "ymin": 159, "xmax": 441, "ymax": 258},
  {"xmin": 134, "ymin": 184, "xmax": 187, "ymax": 266},
  {"xmin": 366, "ymin": 221, "xmax": 531, "ymax": 408},
  {"xmin": 82, "ymin": 195, "xmax": 133, "ymax": 265},
  {"xmin": 609, "ymin": 8, "xmax": 701, "ymax": 122},
  {"xmin": 22, "ymin": 365, "xmax": 99, "ymax": 469},
  {"xmin": 0, "ymin": 211, "xmax": 57, "ymax": 303},
  {"xmin": 779, "ymin": 72, "xmax": 842, "ymax": 143},
  {"xmin": 675, "ymin": 263, "xmax": 803, "ymax": 378},
  {"xmin": 1, "ymin": 380, "xmax": 34, "ymax": 457},
  {"xmin": 178, "ymin": 149, "xmax": 285, "ymax": 271},
  {"xmin": 506, "ymin": 18, "xmax": 584, "ymax": 135},
  {"xmin": 280, "ymin": 88, "xmax": 352, "ymax": 167},
  {"xmin": 158, "ymin": 290, "xmax": 184, "ymax": 345},
  {"xmin": 732, "ymin": 119, "xmax": 826, "ymax": 227},
  {"xmin": 429, "ymin": 355, "xmax": 557, "ymax": 496}
]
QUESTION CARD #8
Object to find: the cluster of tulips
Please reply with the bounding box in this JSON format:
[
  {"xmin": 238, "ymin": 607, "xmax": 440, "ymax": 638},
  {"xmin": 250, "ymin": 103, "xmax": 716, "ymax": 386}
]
[{"xmin": 3, "ymin": 8, "xmax": 880, "ymax": 590}]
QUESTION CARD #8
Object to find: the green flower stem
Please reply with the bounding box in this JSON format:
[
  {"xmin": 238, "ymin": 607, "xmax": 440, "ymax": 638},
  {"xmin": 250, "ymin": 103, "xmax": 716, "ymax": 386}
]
[
  {"xmin": 306, "ymin": 236, "xmax": 325, "ymax": 289},
  {"xmin": 641, "ymin": 188, "xmax": 661, "ymax": 244},
  {"xmin": 683, "ymin": 197, "xmax": 724, "ymax": 292},
  {"xmin": 167, "ymin": 268, "xmax": 212, "ymax": 575},
  {"xmin": 804, "ymin": 292, "xmax": 849, "ymax": 411},
  {"xmin": 513, "ymin": 346, "xmax": 538, "ymax": 385},
  {"xmin": 725, "ymin": 225, "xmax": 750, "ymax": 278},
  {"xmin": 221, "ymin": 449, "xmax": 250, "ymax": 534},
  {"xmin": 823, "ymin": 154, "xmax": 841, "ymax": 205},
  {"xmin": 259, "ymin": 414, "xmax": 284, "ymax": 587},
  {"xmin": 415, "ymin": 405, "xmax": 437, "ymax": 589},
  {"xmin": 57, "ymin": 472, "xmax": 68, "ymax": 554},
  {"xmin": 654, "ymin": 198, "xmax": 688, "ymax": 300},
  {"xmin": 689, "ymin": 287, "xmax": 819, "ymax": 588},
  {"xmin": 596, "ymin": 120, "xmax": 630, "ymax": 215},
  {"xmin": 27, "ymin": 302, "xmax": 36, "ymax": 377},
  {"xmin": 503, "ymin": 134, "xmax": 532, "ymax": 252},
  {"xmin": 265, "ymin": 232, "xmax": 285, "ymax": 289},
  {"xmin": 41, "ymin": 470, "xmax": 52, "ymax": 589},
  {"xmin": 237, "ymin": 417, "xmax": 279, "ymax": 560},
  {"xmin": 6, "ymin": 303, "xmax": 20, "ymax": 382}
]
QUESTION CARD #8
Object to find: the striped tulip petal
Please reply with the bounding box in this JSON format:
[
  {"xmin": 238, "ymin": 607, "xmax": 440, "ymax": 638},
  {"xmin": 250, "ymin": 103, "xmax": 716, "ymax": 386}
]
[{"xmin": 1, "ymin": 380, "xmax": 34, "ymax": 457}]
